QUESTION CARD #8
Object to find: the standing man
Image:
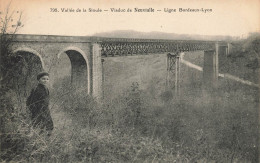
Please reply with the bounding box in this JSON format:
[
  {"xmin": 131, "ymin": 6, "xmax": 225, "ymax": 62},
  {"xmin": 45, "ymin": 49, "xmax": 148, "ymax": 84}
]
[{"xmin": 26, "ymin": 72, "xmax": 54, "ymax": 135}]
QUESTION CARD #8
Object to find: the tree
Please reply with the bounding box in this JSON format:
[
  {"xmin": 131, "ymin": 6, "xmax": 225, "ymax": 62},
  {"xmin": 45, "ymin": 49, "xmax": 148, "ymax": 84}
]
[
  {"xmin": 0, "ymin": 2, "xmax": 25, "ymax": 161},
  {"xmin": 0, "ymin": 1, "xmax": 23, "ymax": 85}
]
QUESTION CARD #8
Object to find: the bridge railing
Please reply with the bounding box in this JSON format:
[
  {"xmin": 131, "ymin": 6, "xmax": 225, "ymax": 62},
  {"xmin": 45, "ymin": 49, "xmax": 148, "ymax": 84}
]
[{"xmin": 100, "ymin": 41, "xmax": 218, "ymax": 57}]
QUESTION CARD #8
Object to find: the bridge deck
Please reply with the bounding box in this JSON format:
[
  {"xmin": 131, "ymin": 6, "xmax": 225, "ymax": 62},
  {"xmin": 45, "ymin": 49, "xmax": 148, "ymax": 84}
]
[{"xmin": 8, "ymin": 34, "xmax": 228, "ymax": 57}]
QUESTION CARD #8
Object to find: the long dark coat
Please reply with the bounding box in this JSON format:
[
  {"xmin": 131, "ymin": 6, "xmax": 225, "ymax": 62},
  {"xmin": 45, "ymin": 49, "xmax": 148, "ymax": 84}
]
[{"xmin": 26, "ymin": 83, "xmax": 54, "ymax": 131}]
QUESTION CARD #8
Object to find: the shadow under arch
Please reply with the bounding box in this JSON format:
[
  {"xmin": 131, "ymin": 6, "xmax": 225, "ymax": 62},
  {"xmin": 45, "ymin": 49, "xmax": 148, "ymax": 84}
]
[
  {"xmin": 11, "ymin": 47, "xmax": 45, "ymax": 98},
  {"xmin": 57, "ymin": 46, "xmax": 90, "ymax": 95},
  {"xmin": 13, "ymin": 47, "xmax": 45, "ymax": 69}
]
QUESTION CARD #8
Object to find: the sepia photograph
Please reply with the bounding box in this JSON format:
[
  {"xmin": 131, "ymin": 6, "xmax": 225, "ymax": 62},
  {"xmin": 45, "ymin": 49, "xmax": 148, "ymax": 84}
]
[{"xmin": 0, "ymin": 0, "xmax": 259, "ymax": 162}]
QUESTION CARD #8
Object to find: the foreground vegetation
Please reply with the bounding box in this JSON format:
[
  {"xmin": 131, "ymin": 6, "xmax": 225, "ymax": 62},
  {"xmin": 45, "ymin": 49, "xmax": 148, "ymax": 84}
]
[
  {"xmin": 1, "ymin": 77, "xmax": 258, "ymax": 162},
  {"xmin": 1, "ymin": 34, "xmax": 259, "ymax": 162},
  {"xmin": 220, "ymin": 33, "xmax": 260, "ymax": 83}
]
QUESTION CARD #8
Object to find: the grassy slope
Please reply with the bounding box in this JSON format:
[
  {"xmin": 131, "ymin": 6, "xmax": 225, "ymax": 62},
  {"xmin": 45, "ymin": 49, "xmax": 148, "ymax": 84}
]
[
  {"xmin": 103, "ymin": 51, "xmax": 205, "ymax": 100},
  {"xmin": 100, "ymin": 52, "xmax": 258, "ymax": 162},
  {"xmin": 2, "ymin": 49, "xmax": 258, "ymax": 162},
  {"xmin": 103, "ymin": 54, "xmax": 167, "ymax": 100},
  {"xmin": 44, "ymin": 50, "xmax": 260, "ymax": 162}
]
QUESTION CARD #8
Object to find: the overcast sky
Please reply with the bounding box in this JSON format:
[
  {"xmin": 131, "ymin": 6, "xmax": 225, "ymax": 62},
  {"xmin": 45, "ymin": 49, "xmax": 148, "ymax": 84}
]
[{"xmin": 0, "ymin": 0, "xmax": 259, "ymax": 37}]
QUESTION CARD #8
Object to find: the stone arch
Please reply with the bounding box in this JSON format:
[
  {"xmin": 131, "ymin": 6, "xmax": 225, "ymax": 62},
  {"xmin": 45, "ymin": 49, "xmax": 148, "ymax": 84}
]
[
  {"xmin": 57, "ymin": 46, "xmax": 90, "ymax": 94},
  {"xmin": 11, "ymin": 47, "xmax": 45, "ymax": 97},
  {"xmin": 13, "ymin": 47, "xmax": 45, "ymax": 69}
]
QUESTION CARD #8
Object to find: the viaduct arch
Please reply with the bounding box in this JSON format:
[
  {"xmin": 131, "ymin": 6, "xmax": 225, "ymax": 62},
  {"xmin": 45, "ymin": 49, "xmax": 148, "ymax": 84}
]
[
  {"xmin": 13, "ymin": 47, "xmax": 45, "ymax": 69},
  {"xmin": 57, "ymin": 46, "xmax": 91, "ymax": 94},
  {"xmin": 11, "ymin": 48, "xmax": 45, "ymax": 97}
]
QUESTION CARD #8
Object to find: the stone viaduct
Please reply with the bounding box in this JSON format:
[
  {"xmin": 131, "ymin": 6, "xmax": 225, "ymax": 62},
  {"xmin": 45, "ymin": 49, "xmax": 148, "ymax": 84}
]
[{"xmin": 5, "ymin": 34, "xmax": 230, "ymax": 98}]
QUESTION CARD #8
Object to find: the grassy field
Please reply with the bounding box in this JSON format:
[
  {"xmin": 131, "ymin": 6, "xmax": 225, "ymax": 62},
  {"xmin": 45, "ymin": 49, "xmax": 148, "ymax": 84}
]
[
  {"xmin": 52, "ymin": 52, "xmax": 258, "ymax": 162},
  {"xmin": 103, "ymin": 54, "xmax": 168, "ymax": 100},
  {"xmin": 1, "ymin": 40, "xmax": 259, "ymax": 162},
  {"xmin": 103, "ymin": 51, "xmax": 206, "ymax": 100}
]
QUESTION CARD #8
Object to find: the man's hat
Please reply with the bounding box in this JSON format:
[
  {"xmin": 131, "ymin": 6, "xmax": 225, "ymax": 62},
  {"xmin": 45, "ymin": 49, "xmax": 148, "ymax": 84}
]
[{"xmin": 37, "ymin": 72, "xmax": 49, "ymax": 80}]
